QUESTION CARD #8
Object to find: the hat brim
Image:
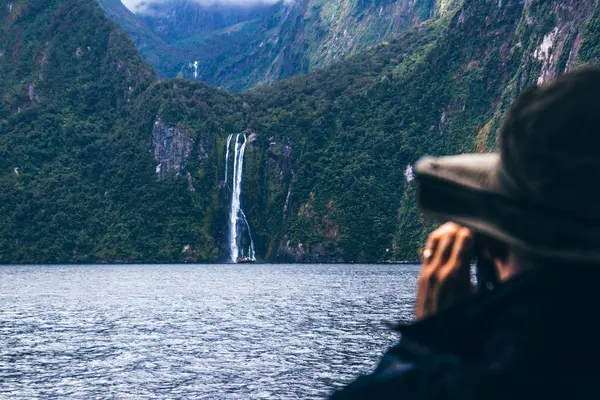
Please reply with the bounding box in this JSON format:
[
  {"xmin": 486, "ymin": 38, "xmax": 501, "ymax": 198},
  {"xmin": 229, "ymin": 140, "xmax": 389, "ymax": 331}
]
[{"xmin": 415, "ymin": 154, "xmax": 600, "ymax": 261}]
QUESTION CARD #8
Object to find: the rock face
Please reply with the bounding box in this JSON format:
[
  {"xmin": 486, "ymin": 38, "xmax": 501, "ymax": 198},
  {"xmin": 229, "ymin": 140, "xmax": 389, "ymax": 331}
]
[
  {"xmin": 267, "ymin": 137, "xmax": 294, "ymax": 186},
  {"xmin": 5, "ymin": 0, "xmax": 600, "ymax": 265},
  {"xmin": 135, "ymin": 0, "xmax": 275, "ymax": 42},
  {"xmin": 152, "ymin": 117, "xmax": 194, "ymax": 180},
  {"xmin": 96, "ymin": 0, "xmax": 462, "ymax": 91}
]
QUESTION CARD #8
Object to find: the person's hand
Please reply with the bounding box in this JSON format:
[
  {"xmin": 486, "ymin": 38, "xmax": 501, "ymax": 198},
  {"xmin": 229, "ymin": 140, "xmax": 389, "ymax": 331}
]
[{"xmin": 416, "ymin": 222, "xmax": 475, "ymax": 319}]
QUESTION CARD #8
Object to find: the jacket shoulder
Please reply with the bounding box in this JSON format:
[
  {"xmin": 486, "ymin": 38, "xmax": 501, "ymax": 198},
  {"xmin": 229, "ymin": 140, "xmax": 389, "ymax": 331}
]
[{"xmin": 329, "ymin": 339, "xmax": 468, "ymax": 400}]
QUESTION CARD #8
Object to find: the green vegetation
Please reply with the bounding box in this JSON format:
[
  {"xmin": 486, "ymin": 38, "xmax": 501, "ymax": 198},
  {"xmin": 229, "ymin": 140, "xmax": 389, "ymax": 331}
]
[
  {"xmin": 95, "ymin": 0, "xmax": 461, "ymax": 92},
  {"xmin": 1, "ymin": 0, "xmax": 599, "ymax": 263},
  {"xmin": 0, "ymin": 0, "xmax": 243, "ymax": 262}
]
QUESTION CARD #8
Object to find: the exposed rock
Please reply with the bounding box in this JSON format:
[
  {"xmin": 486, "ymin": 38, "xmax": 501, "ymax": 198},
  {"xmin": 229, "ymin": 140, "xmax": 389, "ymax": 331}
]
[
  {"xmin": 196, "ymin": 131, "xmax": 213, "ymax": 164},
  {"xmin": 75, "ymin": 47, "xmax": 83, "ymax": 58},
  {"xmin": 529, "ymin": 0, "xmax": 594, "ymax": 86},
  {"xmin": 39, "ymin": 50, "xmax": 47, "ymax": 66},
  {"xmin": 534, "ymin": 27, "xmax": 559, "ymax": 85},
  {"xmin": 565, "ymin": 32, "xmax": 583, "ymax": 72},
  {"xmin": 28, "ymin": 84, "xmax": 39, "ymax": 102},
  {"xmin": 267, "ymin": 138, "xmax": 294, "ymax": 185},
  {"xmin": 152, "ymin": 117, "xmax": 194, "ymax": 180},
  {"xmin": 458, "ymin": 8, "xmax": 466, "ymax": 24},
  {"xmin": 247, "ymin": 131, "xmax": 258, "ymax": 144},
  {"xmin": 186, "ymin": 172, "xmax": 195, "ymax": 193},
  {"xmin": 464, "ymin": 60, "xmax": 481, "ymax": 72},
  {"xmin": 310, "ymin": 243, "xmax": 325, "ymax": 259},
  {"xmin": 323, "ymin": 217, "xmax": 339, "ymax": 240},
  {"xmin": 439, "ymin": 110, "xmax": 448, "ymax": 132},
  {"xmin": 277, "ymin": 237, "xmax": 306, "ymax": 262},
  {"xmin": 298, "ymin": 192, "xmax": 316, "ymax": 218}
]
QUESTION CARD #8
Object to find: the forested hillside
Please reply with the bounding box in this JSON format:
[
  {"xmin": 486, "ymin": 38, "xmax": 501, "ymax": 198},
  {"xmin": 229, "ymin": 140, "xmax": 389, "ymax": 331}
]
[
  {"xmin": 234, "ymin": 0, "xmax": 600, "ymax": 262},
  {"xmin": 96, "ymin": 0, "xmax": 462, "ymax": 91},
  {"xmin": 1, "ymin": 0, "xmax": 599, "ymax": 263},
  {"xmin": 0, "ymin": 0, "xmax": 245, "ymax": 262}
]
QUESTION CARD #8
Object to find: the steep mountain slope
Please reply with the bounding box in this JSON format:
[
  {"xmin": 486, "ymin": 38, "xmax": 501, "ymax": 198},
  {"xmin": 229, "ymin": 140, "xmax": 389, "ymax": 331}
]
[
  {"xmin": 135, "ymin": 0, "xmax": 275, "ymax": 42},
  {"xmin": 0, "ymin": 0, "xmax": 245, "ymax": 262},
  {"xmin": 95, "ymin": 0, "xmax": 172, "ymax": 69},
  {"xmin": 2, "ymin": 0, "xmax": 600, "ymax": 264},
  {"xmin": 241, "ymin": 0, "xmax": 600, "ymax": 262},
  {"xmin": 97, "ymin": 0, "xmax": 462, "ymax": 91}
]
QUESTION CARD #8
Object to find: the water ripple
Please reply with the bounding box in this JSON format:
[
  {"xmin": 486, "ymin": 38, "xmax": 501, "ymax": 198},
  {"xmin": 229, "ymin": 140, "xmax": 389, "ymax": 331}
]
[{"xmin": 0, "ymin": 264, "xmax": 418, "ymax": 399}]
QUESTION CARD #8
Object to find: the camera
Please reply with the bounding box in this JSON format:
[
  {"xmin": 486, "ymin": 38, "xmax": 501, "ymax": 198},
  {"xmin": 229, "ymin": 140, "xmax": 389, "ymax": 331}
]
[{"xmin": 474, "ymin": 236, "xmax": 499, "ymax": 293}]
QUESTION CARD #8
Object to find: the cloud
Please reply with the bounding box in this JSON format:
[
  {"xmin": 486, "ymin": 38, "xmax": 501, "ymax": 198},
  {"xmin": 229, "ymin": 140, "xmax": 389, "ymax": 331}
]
[{"xmin": 121, "ymin": 0, "xmax": 284, "ymax": 12}]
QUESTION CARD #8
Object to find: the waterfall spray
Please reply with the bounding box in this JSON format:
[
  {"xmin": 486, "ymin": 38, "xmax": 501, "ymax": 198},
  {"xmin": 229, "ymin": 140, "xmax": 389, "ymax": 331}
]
[
  {"xmin": 226, "ymin": 132, "xmax": 256, "ymax": 263},
  {"xmin": 229, "ymin": 134, "xmax": 242, "ymax": 262},
  {"xmin": 240, "ymin": 209, "xmax": 256, "ymax": 260},
  {"xmin": 224, "ymin": 134, "xmax": 233, "ymax": 185}
]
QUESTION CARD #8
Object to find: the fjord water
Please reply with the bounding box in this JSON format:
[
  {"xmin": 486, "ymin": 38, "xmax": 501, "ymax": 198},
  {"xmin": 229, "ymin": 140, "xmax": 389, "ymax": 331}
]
[{"xmin": 0, "ymin": 264, "xmax": 418, "ymax": 399}]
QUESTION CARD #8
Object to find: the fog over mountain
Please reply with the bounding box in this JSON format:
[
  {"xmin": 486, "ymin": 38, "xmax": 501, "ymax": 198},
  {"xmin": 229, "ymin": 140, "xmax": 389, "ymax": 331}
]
[
  {"xmin": 122, "ymin": 0, "xmax": 285, "ymax": 13},
  {"xmin": 99, "ymin": 0, "xmax": 452, "ymax": 91}
]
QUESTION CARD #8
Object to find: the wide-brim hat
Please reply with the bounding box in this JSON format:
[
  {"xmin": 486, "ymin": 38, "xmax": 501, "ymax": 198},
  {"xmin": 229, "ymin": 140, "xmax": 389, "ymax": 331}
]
[{"xmin": 415, "ymin": 66, "xmax": 600, "ymax": 261}]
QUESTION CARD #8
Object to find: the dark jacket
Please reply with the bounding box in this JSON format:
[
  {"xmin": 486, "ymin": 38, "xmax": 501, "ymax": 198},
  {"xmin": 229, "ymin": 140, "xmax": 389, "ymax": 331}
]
[{"xmin": 329, "ymin": 266, "xmax": 600, "ymax": 399}]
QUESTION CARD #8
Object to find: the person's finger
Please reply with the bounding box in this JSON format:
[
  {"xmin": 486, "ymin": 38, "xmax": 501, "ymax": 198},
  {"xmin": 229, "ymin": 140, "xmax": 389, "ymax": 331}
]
[
  {"xmin": 422, "ymin": 226, "xmax": 443, "ymax": 266},
  {"xmin": 440, "ymin": 227, "xmax": 474, "ymax": 281},
  {"xmin": 422, "ymin": 235, "xmax": 439, "ymax": 267},
  {"xmin": 417, "ymin": 223, "xmax": 466, "ymax": 319},
  {"xmin": 422, "ymin": 223, "xmax": 460, "ymax": 266},
  {"xmin": 431, "ymin": 231, "xmax": 456, "ymax": 268}
]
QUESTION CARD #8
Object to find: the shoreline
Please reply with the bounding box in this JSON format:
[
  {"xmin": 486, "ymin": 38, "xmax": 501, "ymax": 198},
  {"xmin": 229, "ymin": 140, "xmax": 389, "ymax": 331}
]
[{"xmin": 0, "ymin": 261, "xmax": 422, "ymax": 266}]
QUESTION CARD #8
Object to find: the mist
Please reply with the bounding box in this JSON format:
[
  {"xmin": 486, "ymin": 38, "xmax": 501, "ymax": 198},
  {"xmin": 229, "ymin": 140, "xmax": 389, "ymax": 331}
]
[{"xmin": 121, "ymin": 0, "xmax": 284, "ymax": 12}]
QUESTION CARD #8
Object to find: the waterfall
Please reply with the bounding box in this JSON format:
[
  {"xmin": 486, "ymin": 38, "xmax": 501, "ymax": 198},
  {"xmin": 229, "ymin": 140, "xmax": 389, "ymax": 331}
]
[
  {"xmin": 240, "ymin": 209, "xmax": 256, "ymax": 260},
  {"xmin": 228, "ymin": 133, "xmax": 255, "ymax": 262},
  {"xmin": 224, "ymin": 134, "xmax": 233, "ymax": 185}
]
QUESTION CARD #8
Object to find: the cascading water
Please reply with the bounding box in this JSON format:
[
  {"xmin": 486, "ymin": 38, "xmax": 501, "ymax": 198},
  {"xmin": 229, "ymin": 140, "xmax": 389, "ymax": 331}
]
[
  {"xmin": 240, "ymin": 209, "xmax": 256, "ymax": 260},
  {"xmin": 224, "ymin": 134, "xmax": 233, "ymax": 186},
  {"xmin": 225, "ymin": 133, "xmax": 256, "ymax": 263}
]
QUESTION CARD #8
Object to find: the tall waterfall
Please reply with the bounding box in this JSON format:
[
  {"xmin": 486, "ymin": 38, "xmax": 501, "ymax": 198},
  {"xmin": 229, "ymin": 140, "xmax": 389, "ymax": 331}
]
[
  {"xmin": 225, "ymin": 133, "xmax": 256, "ymax": 263},
  {"xmin": 224, "ymin": 134, "xmax": 233, "ymax": 186}
]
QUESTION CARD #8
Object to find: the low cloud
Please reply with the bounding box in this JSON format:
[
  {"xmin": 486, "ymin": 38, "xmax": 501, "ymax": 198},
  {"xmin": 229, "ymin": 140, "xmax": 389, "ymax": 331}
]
[{"xmin": 122, "ymin": 0, "xmax": 285, "ymax": 12}]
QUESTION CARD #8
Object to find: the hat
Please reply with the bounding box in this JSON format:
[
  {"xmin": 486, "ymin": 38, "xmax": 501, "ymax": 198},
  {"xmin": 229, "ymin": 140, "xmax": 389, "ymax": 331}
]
[{"xmin": 415, "ymin": 66, "xmax": 600, "ymax": 261}]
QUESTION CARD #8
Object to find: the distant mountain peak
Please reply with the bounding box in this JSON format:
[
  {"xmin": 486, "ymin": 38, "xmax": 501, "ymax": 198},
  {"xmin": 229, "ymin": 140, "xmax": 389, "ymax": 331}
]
[
  {"xmin": 124, "ymin": 0, "xmax": 288, "ymax": 15},
  {"xmin": 98, "ymin": 0, "xmax": 453, "ymax": 91}
]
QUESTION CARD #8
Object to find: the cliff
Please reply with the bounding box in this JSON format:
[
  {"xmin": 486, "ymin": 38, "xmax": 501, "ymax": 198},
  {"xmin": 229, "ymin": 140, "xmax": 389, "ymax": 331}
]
[
  {"xmin": 97, "ymin": 0, "xmax": 462, "ymax": 91},
  {"xmin": 1, "ymin": 0, "xmax": 600, "ymax": 263}
]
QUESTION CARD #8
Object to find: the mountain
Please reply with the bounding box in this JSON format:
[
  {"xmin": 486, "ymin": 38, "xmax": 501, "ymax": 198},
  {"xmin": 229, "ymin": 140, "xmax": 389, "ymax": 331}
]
[
  {"xmin": 0, "ymin": 0, "xmax": 245, "ymax": 262},
  {"xmin": 96, "ymin": 0, "xmax": 462, "ymax": 91},
  {"xmin": 94, "ymin": 0, "xmax": 177, "ymax": 72},
  {"xmin": 135, "ymin": 0, "xmax": 276, "ymax": 42},
  {"xmin": 253, "ymin": 0, "xmax": 600, "ymax": 262},
  {"xmin": 1, "ymin": 0, "xmax": 599, "ymax": 263}
]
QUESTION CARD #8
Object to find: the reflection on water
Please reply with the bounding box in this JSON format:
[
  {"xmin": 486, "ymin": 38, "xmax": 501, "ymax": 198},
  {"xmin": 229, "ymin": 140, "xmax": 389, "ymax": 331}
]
[{"xmin": 0, "ymin": 264, "xmax": 418, "ymax": 399}]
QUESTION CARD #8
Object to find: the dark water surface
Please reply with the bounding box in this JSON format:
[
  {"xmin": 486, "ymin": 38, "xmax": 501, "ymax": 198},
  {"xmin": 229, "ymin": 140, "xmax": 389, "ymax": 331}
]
[{"xmin": 0, "ymin": 264, "xmax": 418, "ymax": 399}]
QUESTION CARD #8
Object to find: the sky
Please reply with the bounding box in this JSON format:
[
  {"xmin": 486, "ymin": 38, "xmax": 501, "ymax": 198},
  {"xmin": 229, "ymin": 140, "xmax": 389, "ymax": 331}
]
[{"xmin": 121, "ymin": 0, "xmax": 282, "ymax": 12}]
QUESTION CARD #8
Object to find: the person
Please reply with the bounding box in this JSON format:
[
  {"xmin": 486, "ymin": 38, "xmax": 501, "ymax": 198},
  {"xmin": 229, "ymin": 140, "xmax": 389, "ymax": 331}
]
[{"xmin": 329, "ymin": 66, "xmax": 600, "ymax": 399}]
